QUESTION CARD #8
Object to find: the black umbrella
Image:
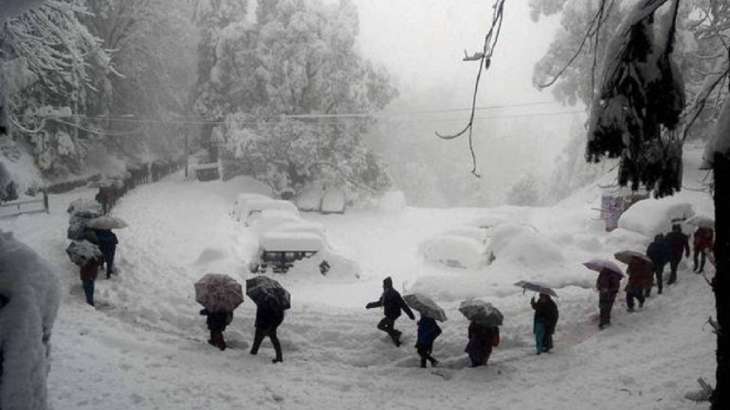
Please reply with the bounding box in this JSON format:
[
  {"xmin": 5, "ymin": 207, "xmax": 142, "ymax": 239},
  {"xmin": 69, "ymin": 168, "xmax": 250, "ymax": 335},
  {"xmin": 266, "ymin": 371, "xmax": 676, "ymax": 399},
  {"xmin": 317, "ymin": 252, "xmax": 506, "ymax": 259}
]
[
  {"xmin": 459, "ymin": 299, "xmax": 503, "ymax": 327},
  {"xmin": 514, "ymin": 281, "xmax": 558, "ymax": 298},
  {"xmin": 245, "ymin": 275, "xmax": 291, "ymax": 310}
]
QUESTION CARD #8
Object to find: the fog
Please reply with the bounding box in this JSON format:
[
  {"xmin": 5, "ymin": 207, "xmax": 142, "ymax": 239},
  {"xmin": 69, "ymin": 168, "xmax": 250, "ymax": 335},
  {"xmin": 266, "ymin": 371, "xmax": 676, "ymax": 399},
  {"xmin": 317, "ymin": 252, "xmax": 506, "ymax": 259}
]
[{"xmin": 347, "ymin": 0, "xmax": 584, "ymax": 207}]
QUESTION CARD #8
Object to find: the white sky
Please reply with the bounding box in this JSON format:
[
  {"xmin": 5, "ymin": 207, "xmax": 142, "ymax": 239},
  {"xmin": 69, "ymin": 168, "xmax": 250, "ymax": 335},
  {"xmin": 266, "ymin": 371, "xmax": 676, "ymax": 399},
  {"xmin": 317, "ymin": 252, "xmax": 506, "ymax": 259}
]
[{"xmin": 352, "ymin": 0, "xmax": 563, "ymax": 110}]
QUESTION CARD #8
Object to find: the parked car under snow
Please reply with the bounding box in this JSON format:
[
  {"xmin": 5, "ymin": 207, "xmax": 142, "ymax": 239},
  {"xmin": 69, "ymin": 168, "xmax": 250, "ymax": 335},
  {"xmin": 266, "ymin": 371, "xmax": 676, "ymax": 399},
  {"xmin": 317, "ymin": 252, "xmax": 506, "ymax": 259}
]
[
  {"xmin": 250, "ymin": 232, "xmax": 328, "ymax": 274},
  {"xmin": 418, "ymin": 232, "xmax": 491, "ymax": 270}
]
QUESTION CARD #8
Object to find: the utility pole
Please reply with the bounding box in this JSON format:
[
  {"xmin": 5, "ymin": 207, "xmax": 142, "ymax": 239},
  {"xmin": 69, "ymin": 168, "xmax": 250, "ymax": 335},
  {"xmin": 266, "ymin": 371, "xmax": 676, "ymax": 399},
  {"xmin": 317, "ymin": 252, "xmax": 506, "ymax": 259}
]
[{"xmin": 184, "ymin": 131, "xmax": 189, "ymax": 179}]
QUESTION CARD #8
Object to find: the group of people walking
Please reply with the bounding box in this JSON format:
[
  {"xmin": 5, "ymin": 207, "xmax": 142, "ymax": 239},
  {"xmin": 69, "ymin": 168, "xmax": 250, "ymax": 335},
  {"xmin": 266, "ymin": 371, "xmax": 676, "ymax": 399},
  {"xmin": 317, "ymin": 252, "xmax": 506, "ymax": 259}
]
[
  {"xmin": 597, "ymin": 223, "xmax": 714, "ymax": 329},
  {"xmin": 200, "ymin": 300, "xmax": 285, "ymax": 363}
]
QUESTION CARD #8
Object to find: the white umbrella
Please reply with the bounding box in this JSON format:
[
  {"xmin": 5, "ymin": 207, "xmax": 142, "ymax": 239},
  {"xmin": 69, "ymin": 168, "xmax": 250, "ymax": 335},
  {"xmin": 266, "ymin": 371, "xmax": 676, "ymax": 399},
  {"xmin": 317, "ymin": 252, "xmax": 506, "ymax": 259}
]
[
  {"xmin": 403, "ymin": 293, "xmax": 447, "ymax": 322},
  {"xmin": 65, "ymin": 240, "xmax": 102, "ymax": 266},
  {"xmin": 86, "ymin": 216, "xmax": 128, "ymax": 230},
  {"xmin": 614, "ymin": 250, "xmax": 652, "ymax": 265},
  {"xmin": 583, "ymin": 259, "xmax": 624, "ymax": 278}
]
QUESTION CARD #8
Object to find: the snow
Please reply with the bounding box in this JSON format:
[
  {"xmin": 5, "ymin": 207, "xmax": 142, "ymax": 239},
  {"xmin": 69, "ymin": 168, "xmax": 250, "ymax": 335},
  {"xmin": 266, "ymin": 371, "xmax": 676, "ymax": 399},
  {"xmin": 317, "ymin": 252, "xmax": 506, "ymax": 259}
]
[
  {"xmin": 378, "ymin": 190, "xmax": 406, "ymax": 212},
  {"xmin": 259, "ymin": 232, "xmax": 324, "ymax": 252},
  {"xmin": 703, "ymin": 97, "xmax": 730, "ymax": 168},
  {"xmin": 0, "ymin": 0, "xmax": 46, "ymax": 21},
  {"xmin": 418, "ymin": 234, "xmax": 489, "ymax": 270},
  {"xmin": 0, "ymin": 230, "xmax": 61, "ymax": 410},
  {"xmin": 231, "ymin": 193, "xmax": 270, "ymax": 221},
  {"xmin": 295, "ymin": 184, "xmax": 322, "ymax": 212},
  {"xmin": 246, "ymin": 209, "xmax": 304, "ymax": 234},
  {"xmin": 321, "ymin": 188, "xmax": 346, "ymax": 214},
  {"xmin": 0, "ymin": 146, "xmax": 718, "ymax": 410},
  {"xmin": 241, "ymin": 199, "xmax": 299, "ymax": 225},
  {"xmin": 618, "ymin": 198, "xmax": 695, "ymax": 237}
]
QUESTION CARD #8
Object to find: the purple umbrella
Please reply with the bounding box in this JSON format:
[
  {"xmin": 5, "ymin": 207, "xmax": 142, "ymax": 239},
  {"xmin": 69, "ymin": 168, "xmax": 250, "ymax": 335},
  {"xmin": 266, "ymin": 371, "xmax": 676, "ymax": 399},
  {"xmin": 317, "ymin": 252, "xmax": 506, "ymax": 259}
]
[{"xmin": 194, "ymin": 273, "xmax": 244, "ymax": 312}]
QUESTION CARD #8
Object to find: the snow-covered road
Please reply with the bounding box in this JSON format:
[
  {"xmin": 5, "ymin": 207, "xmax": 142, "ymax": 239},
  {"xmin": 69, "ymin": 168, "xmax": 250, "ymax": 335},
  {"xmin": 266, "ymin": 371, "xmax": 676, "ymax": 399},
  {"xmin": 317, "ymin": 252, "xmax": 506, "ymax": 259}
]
[{"xmin": 1, "ymin": 150, "xmax": 717, "ymax": 409}]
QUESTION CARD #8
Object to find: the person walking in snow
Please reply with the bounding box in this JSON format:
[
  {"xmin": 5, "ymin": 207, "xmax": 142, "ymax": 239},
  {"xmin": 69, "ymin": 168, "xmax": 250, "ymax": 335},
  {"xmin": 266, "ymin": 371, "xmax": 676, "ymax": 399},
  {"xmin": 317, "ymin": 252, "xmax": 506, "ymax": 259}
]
[
  {"xmin": 625, "ymin": 258, "xmax": 653, "ymax": 312},
  {"xmin": 692, "ymin": 226, "xmax": 714, "ymax": 274},
  {"xmin": 95, "ymin": 229, "xmax": 118, "ymax": 279},
  {"xmin": 465, "ymin": 321, "xmax": 500, "ymax": 367},
  {"xmin": 79, "ymin": 255, "xmax": 103, "ymax": 307},
  {"xmin": 665, "ymin": 224, "xmax": 690, "ymax": 285},
  {"xmin": 365, "ymin": 277, "xmax": 415, "ymax": 347},
  {"xmin": 415, "ymin": 314, "xmax": 441, "ymax": 368},
  {"xmin": 531, "ymin": 293, "xmax": 558, "ymax": 354},
  {"xmin": 199, "ymin": 309, "xmax": 233, "ymax": 351},
  {"xmin": 250, "ymin": 303, "xmax": 284, "ymax": 363},
  {"xmin": 646, "ymin": 234, "xmax": 670, "ymax": 296},
  {"xmin": 596, "ymin": 267, "xmax": 621, "ymax": 329}
]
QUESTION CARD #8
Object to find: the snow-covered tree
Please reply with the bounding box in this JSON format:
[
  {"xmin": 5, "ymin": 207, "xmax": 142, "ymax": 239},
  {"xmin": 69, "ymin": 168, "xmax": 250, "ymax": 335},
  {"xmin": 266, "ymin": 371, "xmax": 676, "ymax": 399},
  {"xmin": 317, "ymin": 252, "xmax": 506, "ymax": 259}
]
[
  {"xmin": 1, "ymin": 0, "xmax": 113, "ymax": 178},
  {"xmin": 195, "ymin": 0, "xmax": 397, "ymax": 196}
]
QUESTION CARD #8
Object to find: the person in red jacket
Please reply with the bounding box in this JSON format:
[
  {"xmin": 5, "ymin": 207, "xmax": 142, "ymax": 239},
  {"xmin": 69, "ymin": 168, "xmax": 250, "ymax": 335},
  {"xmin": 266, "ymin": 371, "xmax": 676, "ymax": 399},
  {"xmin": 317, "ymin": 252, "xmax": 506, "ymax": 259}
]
[
  {"xmin": 693, "ymin": 226, "xmax": 714, "ymax": 273},
  {"xmin": 596, "ymin": 268, "xmax": 621, "ymax": 329},
  {"xmin": 79, "ymin": 256, "xmax": 103, "ymax": 307},
  {"xmin": 625, "ymin": 258, "xmax": 653, "ymax": 312}
]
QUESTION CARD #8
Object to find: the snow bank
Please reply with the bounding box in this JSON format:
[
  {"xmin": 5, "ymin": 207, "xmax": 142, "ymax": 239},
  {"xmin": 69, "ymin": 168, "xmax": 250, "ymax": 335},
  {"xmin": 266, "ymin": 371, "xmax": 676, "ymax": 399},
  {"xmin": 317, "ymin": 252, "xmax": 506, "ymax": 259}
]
[
  {"xmin": 618, "ymin": 198, "xmax": 694, "ymax": 237},
  {"xmin": 247, "ymin": 210, "xmax": 303, "ymax": 234},
  {"xmin": 488, "ymin": 224, "xmax": 564, "ymax": 268},
  {"xmin": 241, "ymin": 199, "xmax": 299, "ymax": 225},
  {"xmin": 295, "ymin": 184, "xmax": 322, "ymax": 212},
  {"xmin": 0, "ymin": 231, "xmax": 61, "ymax": 410},
  {"xmin": 418, "ymin": 234, "xmax": 488, "ymax": 270},
  {"xmin": 231, "ymin": 193, "xmax": 270, "ymax": 221},
  {"xmin": 379, "ymin": 191, "xmax": 406, "ymax": 212}
]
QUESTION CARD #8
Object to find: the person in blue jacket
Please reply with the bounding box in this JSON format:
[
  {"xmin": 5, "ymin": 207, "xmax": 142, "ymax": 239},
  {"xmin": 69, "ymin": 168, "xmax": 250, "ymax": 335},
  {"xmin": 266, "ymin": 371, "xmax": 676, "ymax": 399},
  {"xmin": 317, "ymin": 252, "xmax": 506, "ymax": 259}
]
[
  {"xmin": 415, "ymin": 314, "xmax": 441, "ymax": 368},
  {"xmin": 366, "ymin": 277, "xmax": 415, "ymax": 347},
  {"xmin": 95, "ymin": 229, "xmax": 118, "ymax": 279}
]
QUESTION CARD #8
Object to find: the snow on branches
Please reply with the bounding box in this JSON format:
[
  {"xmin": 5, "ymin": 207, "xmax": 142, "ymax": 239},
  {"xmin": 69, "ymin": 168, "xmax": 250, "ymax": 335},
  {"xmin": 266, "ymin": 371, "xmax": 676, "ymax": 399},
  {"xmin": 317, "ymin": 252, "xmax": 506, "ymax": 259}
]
[{"xmin": 587, "ymin": 0, "xmax": 686, "ymax": 197}]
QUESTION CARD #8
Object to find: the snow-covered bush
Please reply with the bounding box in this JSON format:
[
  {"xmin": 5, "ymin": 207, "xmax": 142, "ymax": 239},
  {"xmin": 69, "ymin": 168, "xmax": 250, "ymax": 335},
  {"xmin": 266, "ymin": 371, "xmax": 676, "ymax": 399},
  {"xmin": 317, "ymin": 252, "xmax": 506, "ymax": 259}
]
[
  {"xmin": 321, "ymin": 189, "xmax": 346, "ymax": 214},
  {"xmin": 418, "ymin": 234, "xmax": 489, "ymax": 270},
  {"xmin": 0, "ymin": 231, "xmax": 61, "ymax": 410},
  {"xmin": 618, "ymin": 198, "xmax": 694, "ymax": 237}
]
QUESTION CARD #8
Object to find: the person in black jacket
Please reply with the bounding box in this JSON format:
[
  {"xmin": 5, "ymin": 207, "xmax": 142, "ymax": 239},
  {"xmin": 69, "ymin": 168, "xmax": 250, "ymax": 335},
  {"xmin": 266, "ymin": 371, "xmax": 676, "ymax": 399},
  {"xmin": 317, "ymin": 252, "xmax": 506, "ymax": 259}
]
[
  {"xmin": 646, "ymin": 234, "xmax": 670, "ymax": 296},
  {"xmin": 250, "ymin": 302, "xmax": 284, "ymax": 363},
  {"xmin": 200, "ymin": 309, "xmax": 233, "ymax": 351},
  {"xmin": 665, "ymin": 224, "xmax": 690, "ymax": 285},
  {"xmin": 95, "ymin": 229, "xmax": 118, "ymax": 279},
  {"xmin": 415, "ymin": 314, "xmax": 441, "ymax": 368},
  {"xmin": 365, "ymin": 277, "xmax": 415, "ymax": 347},
  {"xmin": 465, "ymin": 321, "xmax": 500, "ymax": 367},
  {"xmin": 531, "ymin": 293, "xmax": 558, "ymax": 354}
]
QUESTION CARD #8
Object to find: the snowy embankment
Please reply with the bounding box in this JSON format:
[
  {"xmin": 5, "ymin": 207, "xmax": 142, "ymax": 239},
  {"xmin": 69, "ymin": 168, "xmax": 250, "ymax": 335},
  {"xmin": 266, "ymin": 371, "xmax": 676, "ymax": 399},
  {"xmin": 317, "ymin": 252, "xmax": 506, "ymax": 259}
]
[{"xmin": 0, "ymin": 145, "xmax": 716, "ymax": 409}]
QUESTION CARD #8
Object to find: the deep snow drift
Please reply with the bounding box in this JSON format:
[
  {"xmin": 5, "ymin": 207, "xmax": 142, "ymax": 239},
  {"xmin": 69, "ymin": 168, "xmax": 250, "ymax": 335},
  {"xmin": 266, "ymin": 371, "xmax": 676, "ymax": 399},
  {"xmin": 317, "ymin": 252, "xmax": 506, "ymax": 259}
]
[{"xmin": 0, "ymin": 145, "xmax": 717, "ymax": 409}]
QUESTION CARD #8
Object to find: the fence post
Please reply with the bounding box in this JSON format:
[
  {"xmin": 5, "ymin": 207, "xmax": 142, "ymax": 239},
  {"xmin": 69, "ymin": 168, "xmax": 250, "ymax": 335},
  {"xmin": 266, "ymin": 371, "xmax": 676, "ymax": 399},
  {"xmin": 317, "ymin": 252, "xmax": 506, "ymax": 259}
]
[{"xmin": 43, "ymin": 191, "xmax": 49, "ymax": 214}]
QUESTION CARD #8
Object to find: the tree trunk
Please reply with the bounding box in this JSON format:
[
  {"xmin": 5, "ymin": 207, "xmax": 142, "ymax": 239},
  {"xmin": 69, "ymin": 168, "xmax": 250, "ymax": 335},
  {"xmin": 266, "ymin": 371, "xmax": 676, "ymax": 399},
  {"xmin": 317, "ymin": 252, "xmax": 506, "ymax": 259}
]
[{"xmin": 712, "ymin": 152, "xmax": 730, "ymax": 409}]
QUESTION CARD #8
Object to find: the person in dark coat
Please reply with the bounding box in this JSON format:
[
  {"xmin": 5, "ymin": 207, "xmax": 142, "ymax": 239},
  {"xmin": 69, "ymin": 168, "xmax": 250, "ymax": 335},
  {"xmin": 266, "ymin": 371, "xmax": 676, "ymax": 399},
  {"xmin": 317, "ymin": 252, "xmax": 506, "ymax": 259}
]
[
  {"xmin": 199, "ymin": 309, "xmax": 233, "ymax": 350},
  {"xmin": 596, "ymin": 267, "xmax": 621, "ymax": 329},
  {"xmin": 665, "ymin": 224, "xmax": 689, "ymax": 285},
  {"xmin": 250, "ymin": 302, "xmax": 284, "ymax": 363},
  {"xmin": 415, "ymin": 314, "xmax": 441, "ymax": 368},
  {"xmin": 625, "ymin": 258, "xmax": 653, "ymax": 312},
  {"xmin": 531, "ymin": 293, "xmax": 558, "ymax": 354},
  {"xmin": 646, "ymin": 234, "xmax": 670, "ymax": 296},
  {"xmin": 465, "ymin": 321, "xmax": 500, "ymax": 367},
  {"xmin": 693, "ymin": 226, "xmax": 714, "ymax": 273},
  {"xmin": 95, "ymin": 229, "xmax": 118, "ymax": 279},
  {"xmin": 79, "ymin": 256, "xmax": 103, "ymax": 307},
  {"xmin": 365, "ymin": 277, "xmax": 415, "ymax": 347}
]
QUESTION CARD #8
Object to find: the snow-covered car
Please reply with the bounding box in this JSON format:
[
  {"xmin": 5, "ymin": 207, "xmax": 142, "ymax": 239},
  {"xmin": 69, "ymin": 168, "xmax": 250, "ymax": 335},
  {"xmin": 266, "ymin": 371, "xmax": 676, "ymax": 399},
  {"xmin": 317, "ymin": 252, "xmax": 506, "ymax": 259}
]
[
  {"xmin": 231, "ymin": 193, "xmax": 271, "ymax": 221},
  {"xmin": 251, "ymin": 232, "xmax": 327, "ymax": 274},
  {"xmin": 242, "ymin": 199, "xmax": 299, "ymax": 225},
  {"xmin": 418, "ymin": 231, "xmax": 490, "ymax": 270},
  {"xmin": 247, "ymin": 210, "xmax": 306, "ymax": 234}
]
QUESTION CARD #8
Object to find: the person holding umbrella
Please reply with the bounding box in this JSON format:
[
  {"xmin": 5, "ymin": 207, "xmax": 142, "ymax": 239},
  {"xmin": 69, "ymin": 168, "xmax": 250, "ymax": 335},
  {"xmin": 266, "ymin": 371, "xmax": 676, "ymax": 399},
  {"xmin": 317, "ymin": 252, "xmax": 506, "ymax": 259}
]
[
  {"xmin": 194, "ymin": 273, "xmax": 244, "ymax": 352},
  {"xmin": 200, "ymin": 309, "xmax": 233, "ymax": 350},
  {"xmin": 95, "ymin": 229, "xmax": 118, "ymax": 279},
  {"xmin": 366, "ymin": 277, "xmax": 415, "ymax": 347},
  {"xmin": 584, "ymin": 260, "xmax": 624, "ymax": 330},
  {"xmin": 531, "ymin": 293, "xmax": 558, "ymax": 354},
  {"xmin": 403, "ymin": 293, "xmax": 447, "ymax": 368},
  {"xmin": 459, "ymin": 299, "xmax": 502, "ymax": 367},
  {"xmin": 246, "ymin": 276, "xmax": 290, "ymax": 363},
  {"xmin": 79, "ymin": 255, "xmax": 103, "ymax": 307},
  {"xmin": 622, "ymin": 256, "xmax": 654, "ymax": 312}
]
